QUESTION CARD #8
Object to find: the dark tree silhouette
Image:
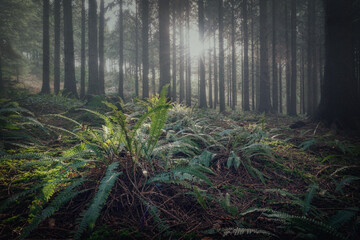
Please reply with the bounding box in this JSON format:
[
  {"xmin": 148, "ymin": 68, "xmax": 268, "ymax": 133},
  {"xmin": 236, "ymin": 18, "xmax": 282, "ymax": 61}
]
[
  {"xmin": 218, "ymin": 0, "xmax": 225, "ymax": 112},
  {"xmin": 289, "ymin": 0, "xmax": 297, "ymax": 115},
  {"xmin": 118, "ymin": 0, "xmax": 124, "ymax": 99},
  {"xmin": 63, "ymin": 0, "xmax": 78, "ymax": 98},
  {"xmin": 198, "ymin": 0, "xmax": 207, "ymax": 108},
  {"xmin": 141, "ymin": 0, "xmax": 149, "ymax": 98},
  {"xmin": 41, "ymin": 0, "xmax": 50, "ymax": 94},
  {"xmin": 172, "ymin": 1, "xmax": 177, "ymax": 101},
  {"xmin": 159, "ymin": 0, "xmax": 171, "ymax": 98},
  {"xmin": 242, "ymin": 0, "xmax": 250, "ymax": 111},
  {"xmin": 88, "ymin": 0, "xmax": 99, "ymax": 95},
  {"xmin": 271, "ymin": 0, "xmax": 278, "ymax": 112},
  {"xmin": 54, "ymin": 0, "xmax": 61, "ymax": 95},
  {"xmin": 99, "ymin": 0, "xmax": 105, "ymax": 95},
  {"xmin": 185, "ymin": 0, "xmax": 192, "ymax": 106},
  {"xmin": 80, "ymin": 0, "xmax": 86, "ymax": 98}
]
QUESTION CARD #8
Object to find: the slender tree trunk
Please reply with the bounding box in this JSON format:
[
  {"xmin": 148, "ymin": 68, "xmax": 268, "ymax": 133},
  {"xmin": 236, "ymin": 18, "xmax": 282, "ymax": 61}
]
[
  {"xmin": 119, "ymin": 0, "xmax": 124, "ymax": 98},
  {"xmin": 159, "ymin": 0, "xmax": 171, "ymax": 98},
  {"xmin": 307, "ymin": 0, "xmax": 317, "ymax": 116},
  {"xmin": 186, "ymin": 0, "xmax": 191, "ymax": 106},
  {"xmin": 135, "ymin": 0, "xmax": 139, "ymax": 97},
  {"xmin": 218, "ymin": 0, "xmax": 225, "ymax": 112},
  {"xmin": 142, "ymin": 0, "xmax": 149, "ymax": 98},
  {"xmin": 88, "ymin": 0, "xmax": 99, "ymax": 95},
  {"xmin": 289, "ymin": 0, "xmax": 297, "ymax": 115},
  {"xmin": 198, "ymin": 0, "xmax": 207, "ymax": 108},
  {"xmin": 213, "ymin": 33, "xmax": 218, "ymax": 108},
  {"xmin": 301, "ymin": 47, "xmax": 305, "ymax": 114},
  {"xmin": 0, "ymin": 55, "xmax": 2, "ymax": 91},
  {"xmin": 41, "ymin": 0, "xmax": 50, "ymax": 94},
  {"xmin": 63, "ymin": 0, "xmax": 78, "ymax": 98},
  {"xmin": 179, "ymin": 1, "xmax": 185, "ymax": 103},
  {"xmin": 99, "ymin": 0, "xmax": 105, "ymax": 94},
  {"xmin": 80, "ymin": 0, "xmax": 85, "ymax": 98},
  {"xmin": 172, "ymin": 2, "xmax": 177, "ymax": 101},
  {"xmin": 285, "ymin": 1, "xmax": 291, "ymax": 114},
  {"xmin": 231, "ymin": 6, "xmax": 236, "ymax": 110},
  {"xmin": 258, "ymin": 0, "xmax": 271, "ymax": 112},
  {"xmin": 209, "ymin": 50, "xmax": 213, "ymax": 108},
  {"xmin": 243, "ymin": 0, "xmax": 250, "ymax": 111},
  {"xmin": 279, "ymin": 62, "xmax": 283, "ymax": 113},
  {"xmin": 271, "ymin": 0, "xmax": 278, "ymax": 112},
  {"xmin": 251, "ymin": 0, "xmax": 255, "ymax": 111},
  {"xmin": 54, "ymin": 0, "xmax": 61, "ymax": 95}
]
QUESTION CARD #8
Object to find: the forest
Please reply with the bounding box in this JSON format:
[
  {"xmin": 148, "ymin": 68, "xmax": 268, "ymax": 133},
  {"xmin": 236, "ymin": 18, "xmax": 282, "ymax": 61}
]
[{"xmin": 0, "ymin": 0, "xmax": 360, "ymax": 239}]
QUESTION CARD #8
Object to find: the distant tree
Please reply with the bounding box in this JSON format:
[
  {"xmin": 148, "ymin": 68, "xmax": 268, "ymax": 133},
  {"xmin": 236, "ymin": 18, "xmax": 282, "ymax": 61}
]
[
  {"xmin": 88, "ymin": 0, "xmax": 99, "ymax": 95},
  {"xmin": 98, "ymin": 0, "xmax": 105, "ymax": 95},
  {"xmin": 80, "ymin": 0, "xmax": 86, "ymax": 98},
  {"xmin": 54, "ymin": 0, "xmax": 61, "ymax": 95},
  {"xmin": 250, "ymin": 0, "xmax": 255, "ymax": 110},
  {"xmin": 208, "ymin": 50, "xmax": 213, "ymax": 108},
  {"xmin": 63, "ymin": 0, "xmax": 78, "ymax": 98},
  {"xmin": 213, "ymin": 32, "xmax": 218, "ymax": 108},
  {"xmin": 141, "ymin": 0, "xmax": 149, "ymax": 98},
  {"xmin": 218, "ymin": 0, "xmax": 225, "ymax": 112},
  {"xmin": 289, "ymin": 0, "xmax": 297, "ymax": 115},
  {"xmin": 271, "ymin": 0, "xmax": 278, "ymax": 112},
  {"xmin": 41, "ymin": 0, "xmax": 50, "ymax": 94},
  {"xmin": 285, "ymin": 1, "xmax": 291, "ymax": 114},
  {"xmin": 317, "ymin": 0, "xmax": 360, "ymax": 128},
  {"xmin": 198, "ymin": 0, "xmax": 207, "ymax": 108},
  {"xmin": 118, "ymin": 0, "xmax": 124, "ymax": 99},
  {"xmin": 258, "ymin": 0, "xmax": 271, "ymax": 112},
  {"xmin": 242, "ymin": 0, "xmax": 250, "ymax": 111},
  {"xmin": 179, "ymin": 0, "xmax": 185, "ymax": 103},
  {"xmin": 158, "ymin": 0, "xmax": 170, "ymax": 98},
  {"xmin": 135, "ymin": 0, "xmax": 139, "ymax": 97},
  {"xmin": 307, "ymin": 0, "xmax": 317, "ymax": 116},
  {"xmin": 171, "ymin": 1, "xmax": 177, "ymax": 101},
  {"xmin": 185, "ymin": 0, "xmax": 192, "ymax": 106},
  {"xmin": 230, "ymin": 2, "xmax": 236, "ymax": 110}
]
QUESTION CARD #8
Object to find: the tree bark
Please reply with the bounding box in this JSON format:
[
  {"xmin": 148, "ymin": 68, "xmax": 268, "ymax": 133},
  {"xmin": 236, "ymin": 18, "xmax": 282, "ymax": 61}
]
[
  {"xmin": 118, "ymin": 0, "xmax": 124, "ymax": 98},
  {"xmin": 185, "ymin": 0, "xmax": 191, "ymax": 106},
  {"xmin": 135, "ymin": 0, "xmax": 139, "ymax": 97},
  {"xmin": 271, "ymin": 0, "xmax": 278, "ymax": 112},
  {"xmin": 63, "ymin": 0, "xmax": 78, "ymax": 98},
  {"xmin": 231, "ymin": 5, "xmax": 236, "ymax": 110},
  {"xmin": 285, "ymin": 1, "xmax": 291, "ymax": 114},
  {"xmin": 179, "ymin": 0, "xmax": 185, "ymax": 103},
  {"xmin": 41, "ymin": 0, "xmax": 50, "ymax": 94},
  {"xmin": 99, "ymin": 0, "xmax": 105, "ymax": 95},
  {"xmin": 258, "ymin": 0, "xmax": 271, "ymax": 112},
  {"xmin": 142, "ymin": 0, "xmax": 149, "ymax": 98},
  {"xmin": 54, "ymin": 0, "xmax": 61, "ymax": 95},
  {"xmin": 243, "ymin": 0, "xmax": 250, "ymax": 111},
  {"xmin": 80, "ymin": 0, "xmax": 86, "ymax": 98},
  {"xmin": 208, "ymin": 49, "xmax": 213, "ymax": 108},
  {"xmin": 213, "ymin": 33, "xmax": 218, "ymax": 108},
  {"xmin": 317, "ymin": 0, "xmax": 360, "ymax": 128},
  {"xmin": 198, "ymin": 0, "xmax": 207, "ymax": 108},
  {"xmin": 289, "ymin": 0, "xmax": 297, "ymax": 115},
  {"xmin": 172, "ymin": 1, "xmax": 177, "ymax": 101},
  {"xmin": 218, "ymin": 0, "xmax": 225, "ymax": 112},
  {"xmin": 88, "ymin": 0, "xmax": 99, "ymax": 95},
  {"xmin": 159, "ymin": 0, "xmax": 171, "ymax": 98}
]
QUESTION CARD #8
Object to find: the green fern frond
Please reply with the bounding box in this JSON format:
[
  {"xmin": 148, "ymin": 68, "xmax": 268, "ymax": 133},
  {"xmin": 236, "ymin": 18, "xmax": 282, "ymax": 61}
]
[
  {"xmin": 328, "ymin": 207, "xmax": 359, "ymax": 230},
  {"xmin": 221, "ymin": 227, "xmax": 277, "ymax": 238},
  {"xmin": 303, "ymin": 184, "xmax": 318, "ymax": 216},
  {"xmin": 139, "ymin": 198, "xmax": 171, "ymax": 235},
  {"xmin": 74, "ymin": 162, "xmax": 121, "ymax": 240},
  {"xmin": 19, "ymin": 178, "xmax": 85, "ymax": 240}
]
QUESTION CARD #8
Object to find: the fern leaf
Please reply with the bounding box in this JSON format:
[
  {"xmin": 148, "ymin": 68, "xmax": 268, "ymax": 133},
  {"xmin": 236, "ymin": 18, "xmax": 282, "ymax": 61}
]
[
  {"xmin": 19, "ymin": 178, "xmax": 85, "ymax": 240},
  {"xmin": 221, "ymin": 227, "xmax": 276, "ymax": 238},
  {"xmin": 328, "ymin": 207, "xmax": 358, "ymax": 230},
  {"xmin": 74, "ymin": 162, "xmax": 121, "ymax": 240}
]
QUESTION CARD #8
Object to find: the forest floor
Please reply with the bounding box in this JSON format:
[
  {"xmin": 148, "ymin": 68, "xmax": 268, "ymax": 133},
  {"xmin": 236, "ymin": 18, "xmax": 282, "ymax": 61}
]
[{"xmin": 0, "ymin": 84, "xmax": 360, "ymax": 240}]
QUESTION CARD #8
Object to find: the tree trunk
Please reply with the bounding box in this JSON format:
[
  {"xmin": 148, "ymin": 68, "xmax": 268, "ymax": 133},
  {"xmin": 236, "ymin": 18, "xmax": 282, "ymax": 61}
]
[
  {"xmin": 99, "ymin": 0, "xmax": 105, "ymax": 95},
  {"xmin": 231, "ymin": 5, "xmax": 236, "ymax": 110},
  {"xmin": 279, "ymin": 62, "xmax": 283, "ymax": 113},
  {"xmin": 213, "ymin": 33, "xmax": 218, "ymax": 108},
  {"xmin": 80, "ymin": 0, "xmax": 86, "ymax": 98},
  {"xmin": 258, "ymin": 0, "xmax": 271, "ymax": 112},
  {"xmin": 271, "ymin": 0, "xmax": 278, "ymax": 113},
  {"xmin": 243, "ymin": 0, "xmax": 250, "ymax": 111},
  {"xmin": 135, "ymin": 0, "xmax": 139, "ymax": 97},
  {"xmin": 317, "ymin": 0, "xmax": 360, "ymax": 128},
  {"xmin": 63, "ymin": 0, "xmax": 78, "ymax": 98},
  {"xmin": 251, "ymin": 0, "xmax": 255, "ymax": 111},
  {"xmin": 208, "ymin": 50, "xmax": 213, "ymax": 108},
  {"xmin": 289, "ymin": 0, "xmax": 297, "ymax": 115},
  {"xmin": 41, "ymin": 0, "xmax": 50, "ymax": 94},
  {"xmin": 159, "ymin": 0, "xmax": 171, "ymax": 98},
  {"xmin": 307, "ymin": 0, "xmax": 316, "ymax": 116},
  {"xmin": 179, "ymin": 0, "xmax": 185, "ymax": 103},
  {"xmin": 172, "ymin": 2, "xmax": 177, "ymax": 101},
  {"xmin": 54, "ymin": 0, "xmax": 61, "ymax": 95},
  {"xmin": 142, "ymin": 0, "xmax": 149, "ymax": 98},
  {"xmin": 185, "ymin": 0, "xmax": 192, "ymax": 106},
  {"xmin": 218, "ymin": 0, "xmax": 225, "ymax": 112},
  {"xmin": 285, "ymin": 1, "xmax": 291, "ymax": 114},
  {"xmin": 88, "ymin": 0, "xmax": 99, "ymax": 95},
  {"xmin": 198, "ymin": 0, "xmax": 207, "ymax": 108},
  {"xmin": 118, "ymin": 0, "xmax": 124, "ymax": 98}
]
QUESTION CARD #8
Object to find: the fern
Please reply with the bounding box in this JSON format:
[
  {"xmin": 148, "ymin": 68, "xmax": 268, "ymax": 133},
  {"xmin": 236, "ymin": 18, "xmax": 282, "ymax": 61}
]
[
  {"xmin": 74, "ymin": 162, "xmax": 121, "ymax": 240},
  {"xmin": 221, "ymin": 227, "xmax": 276, "ymax": 238},
  {"xmin": 19, "ymin": 178, "xmax": 85, "ymax": 240}
]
